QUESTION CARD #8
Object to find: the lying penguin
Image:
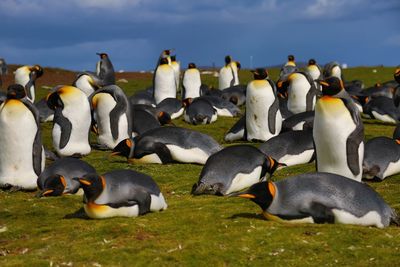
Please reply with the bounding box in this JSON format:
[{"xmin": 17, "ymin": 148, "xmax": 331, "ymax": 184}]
[
  {"xmin": 183, "ymin": 98, "xmax": 218, "ymax": 125},
  {"xmin": 281, "ymin": 111, "xmax": 314, "ymax": 132},
  {"xmin": 230, "ymin": 172, "xmax": 399, "ymax": 228},
  {"xmin": 192, "ymin": 145, "xmax": 278, "ymax": 196},
  {"xmin": 37, "ymin": 157, "xmax": 96, "ymax": 197},
  {"xmin": 363, "ymin": 136, "xmax": 400, "ymax": 181},
  {"xmin": 75, "ymin": 169, "xmax": 167, "ymax": 219},
  {"xmin": 112, "ymin": 126, "xmax": 222, "ymax": 164},
  {"xmin": 258, "ymin": 129, "xmax": 314, "ymax": 168}
]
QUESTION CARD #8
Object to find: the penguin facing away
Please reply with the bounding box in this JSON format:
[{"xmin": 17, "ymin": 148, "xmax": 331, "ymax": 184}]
[
  {"xmin": 47, "ymin": 85, "xmax": 92, "ymax": 157},
  {"xmin": 96, "ymin": 52, "xmax": 115, "ymax": 85},
  {"xmin": 219, "ymin": 55, "xmax": 239, "ymax": 90},
  {"xmin": 90, "ymin": 85, "xmax": 132, "ymax": 149},
  {"xmin": 111, "ymin": 126, "xmax": 222, "ymax": 165},
  {"xmin": 183, "ymin": 97, "xmax": 218, "ymax": 125},
  {"xmin": 230, "ymin": 172, "xmax": 399, "ymax": 228},
  {"xmin": 246, "ymin": 68, "xmax": 282, "ymax": 142},
  {"xmin": 363, "ymin": 136, "xmax": 400, "ymax": 181},
  {"xmin": 37, "ymin": 157, "xmax": 97, "ymax": 197},
  {"xmin": 14, "ymin": 65, "xmax": 43, "ymax": 102},
  {"xmin": 75, "ymin": 170, "xmax": 167, "ymax": 219},
  {"xmin": 0, "ymin": 84, "xmax": 45, "ymax": 190},
  {"xmin": 154, "ymin": 58, "xmax": 176, "ymax": 104},
  {"xmin": 182, "ymin": 63, "xmax": 201, "ymax": 99},
  {"xmin": 192, "ymin": 145, "xmax": 278, "ymax": 196},
  {"xmin": 313, "ymin": 77, "xmax": 364, "ymax": 182},
  {"xmin": 73, "ymin": 72, "xmax": 103, "ymax": 97}
]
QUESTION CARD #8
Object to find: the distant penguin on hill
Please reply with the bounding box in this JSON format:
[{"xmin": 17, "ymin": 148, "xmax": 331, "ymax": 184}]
[
  {"xmin": 363, "ymin": 136, "xmax": 400, "ymax": 181},
  {"xmin": 284, "ymin": 54, "xmax": 296, "ymax": 67},
  {"xmin": 154, "ymin": 58, "xmax": 176, "ymax": 104},
  {"xmin": 182, "ymin": 63, "xmax": 201, "ymax": 99},
  {"xmin": 0, "ymin": 84, "xmax": 45, "ymax": 190},
  {"xmin": 90, "ymin": 85, "xmax": 132, "ymax": 149},
  {"xmin": 219, "ymin": 55, "xmax": 239, "ymax": 90},
  {"xmin": 47, "ymin": 85, "xmax": 92, "ymax": 157},
  {"xmin": 246, "ymin": 68, "xmax": 282, "ymax": 142},
  {"xmin": 313, "ymin": 77, "xmax": 364, "ymax": 182},
  {"xmin": 96, "ymin": 52, "xmax": 115, "ymax": 85},
  {"xmin": 170, "ymin": 55, "xmax": 180, "ymax": 91},
  {"xmin": 258, "ymin": 129, "xmax": 315, "ymax": 168},
  {"xmin": 37, "ymin": 157, "xmax": 96, "ymax": 197},
  {"xmin": 14, "ymin": 65, "xmax": 43, "ymax": 102},
  {"xmin": 305, "ymin": 59, "xmax": 323, "ymax": 90},
  {"xmin": 192, "ymin": 145, "xmax": 278, "ymax": 196},
  {"xmin": 230, "ymin": 172, "xmax": 399, "ymax": 228},
  {"xmin": 76, "ymin": 170, "xmax": 167, "ymax": 219},
  {"xmin": 183, "ymin": 97, "xmax": 217, "ymax": 125},
  {"xmin": 277, "ymin": 71, "xmax": 319, "ymax": 114},
  {"xmin": 111, "ymin": 126, "xmax": 222, "ymax": 165}
]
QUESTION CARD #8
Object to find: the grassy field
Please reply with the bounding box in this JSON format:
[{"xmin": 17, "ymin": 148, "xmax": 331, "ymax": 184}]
[{"xmin": 1, "ymin": 66, "xmax": 399, "ymax": 266}]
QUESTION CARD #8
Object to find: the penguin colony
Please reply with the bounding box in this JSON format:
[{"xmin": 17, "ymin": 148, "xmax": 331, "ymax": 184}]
[{"xmin": 0, "ymin": 52, "xmax": 399, "ymax": 230}]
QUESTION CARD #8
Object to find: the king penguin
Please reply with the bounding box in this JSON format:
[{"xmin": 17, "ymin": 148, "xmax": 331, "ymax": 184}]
[
  {"xmin": 182, "ymin": 63, "xmax": 202, "ymax": 99},
  {"xmin": 154, "ymin": 58, "xmax": 176, "ymax": 104},
  {"xmin": 72, "ymin": 72, "xmax": 103, "ymax": 97},
  {"xmin": 313, "ymin": 77, "xmax": 364, "ymax": 182},
  {"xmin": 170, "ymin": 55, "xmax": 180, "ymax": 92},
  {"xmin": 47, "ymin": 85, "xmax": 92, "ymax": 157},
  {"xmin": 246, "ymin": 68, "xmax": 282, "ymax": 142},
  {"xmin": 96, "ymin": 52, "xmax": 115, "ymax": 86},
  {"xmin": 14, "ymin": 65, "xmax": 43, "ymax": 102},
  {"xmin": 230, "ymin": 172, "xmax": 399, "ymax": 228},
  {"xmin": 323, "ymin": 61, "xmax": 343, "ymax": 80},
  {"xmin": 90, "ymin": 84, "xmax": 132, "ymax": 149},
  {"xmin": 75, "ymin": 169, "xmax": 167, "ymax": 219},
  {"xmin": 192, "ymin": 145, "xmax": 278, "ymax": 196},
  {"xmin": 0, "ymin": 84, "xmax": 45, "ymax": 190},
  {"xmin": 305, "ymin": 59, "xmax": 323, "ymax": 91},
  {"xmin": 284, "ymin": 54, "xmax": 296, "ymax": 67},
  {"xmin": 219, "ymin": 55, "xmax": 239, "ymax": 90}
]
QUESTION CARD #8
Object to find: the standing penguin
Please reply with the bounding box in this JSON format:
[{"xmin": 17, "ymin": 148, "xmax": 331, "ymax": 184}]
[
  {"xmin": 219, "ymin": 55, "xmax": 239, "ymax": 90},
  {"xmin": 277, "ymin": 71, "xmax": 319, "ymax": 114},
  {"xmin": 154, "ymin": 58, "xmax": 176, "ymax": 104},
  {"xmin": 47, "ymin": 85, "xmax": 92, "ymax": 157},
  {"xmin": 313, "ymin": 77, "xmax": 364, "ymax": 181},
  {"xmin": 0, "ymin": 84, "xmax": 45, "ymax": 190},
  {"xmin": 75, "ymin": 170, "xmax": 167, "ymax": 219},
  {"xmin": 95, "ymin": 53, "xmax": 115, "ymax": 86},
  {"xmin": 170, "ymin": 55, "xmax": 180, "ymax": 92},
  {"xmin": 246, "ymin": 68, "xmax": 282, "ymax": 142},
  {"xmin": 90, "ymin": 85, "xmax": 132, "ymax": 149},
  {"xmin": 182, "ymin": 63, "xmax": 202, "ymax": 99},
  {"xmin": 14, "ymin": 65, "xmax": 43, "ymax": 102},
  {"xmin": 230, "ymin": 172, "xmax": 399, "ymax": 228},
  {"xmin": 284, "ymin": 54, "xmax": 296, "ymax": 67},
  {"xmin": 305, "ymin": 59, "xmax": 323, "ymax": 91}
]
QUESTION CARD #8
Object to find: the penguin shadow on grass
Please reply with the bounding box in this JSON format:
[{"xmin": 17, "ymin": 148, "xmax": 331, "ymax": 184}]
[
  {"xmin": 228, "ymin": 212, "xmax": 265, "ymax": 221},
  {"xmin": 64, "ymin": 208, "xmax": 91, "ymax": 220}
]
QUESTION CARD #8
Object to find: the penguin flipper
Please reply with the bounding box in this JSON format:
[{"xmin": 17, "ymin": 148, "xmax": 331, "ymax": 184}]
[
  {"xmin": 54, "ymin": 108, "xmax": 72, "ymax": 149},
  {"xmin": 304, "ymin": 202, "xmax": 335, "ymax": 224},
  {"xmin": 154, "ymin": 142, "xmax": 174, "ymax": 163},
  {"xmin": 108, "ymin": 188, "xmax": 152, "ymax": 215},
  {"xmin": 109, "ymin": 96, "xmax": 127, "ymax": 141},
  {"xmin": 267, "ymin": 96, "xmax": 280, "ymax": 135}
]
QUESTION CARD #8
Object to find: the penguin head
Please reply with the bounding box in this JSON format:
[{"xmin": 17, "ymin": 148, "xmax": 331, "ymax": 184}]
[
  {"xmin": 6, "ymin": 84, "xmax": 26, "ymax": 99},
  {"xmin": 236, "ymin": 61, "xmax": 241, "ymax": 70},
  {"xmin": 265, "ymin": 156, "xmax": 279, "ymax": 176},
  {"xmin": 170, "ymin": 55, "xmax": 176, "ymax": 62},
  {"xmin": 74, "ymin": 174, "xmax": 105, "ymax": 202},
  {"xmin": 163, "ymin": 49, "xmax": 171, "ymax": 56},
  {"xmin": 318, "ymin": 76, "xmax": 345, "ymax": 97},
  {"xmin": 111, "ymin": 138, "xmax": 135, "ymax": 159},
  {"xmin": 157, "ymin": 111, "xmax": 173, "ymax": 125},
  {"xmin": 225, "ymin": 55, "xmax": 232, "ymax": 65},
  {"xmin": 29, "ymin": 65, "xmax": 44, "ymax": 80},
  {"xmin": 394, "ymin": 68, "xmax": 400, "ymax": 84},
  {"xmin": 159, "ymin": 58, "xmax": 169, "ymax": 65},
  {"xmin": 228, "ymin": 181, "xmax": 275, "ymax": 211},
  {"xmin": 39, "ymin": 175, "xmax": 67, "ymax": 197},
  {"xmin": 308, "ymin": 59, "xmax": 316, "ymax": 66},
  {"xmin": 251, "ymin": 68, "xmax": 268, "ymax": 80},
  {"xmin": 182, "ymin": 98, "xmax": 193, "ymax": 108},
  {"xmin": 96, "ymin": 53, "xmax": 108, "ymax": 59},
  {"xmin": 46, "ymin": 91, "xmax": 64, "ymax": 110},
  {"xmin": 288, "ymin": 55, "xmax": 295, "ymax": 62},
  {"xmin": 188, "ymin": 63, "xmax": 197, "ymax": 69}
]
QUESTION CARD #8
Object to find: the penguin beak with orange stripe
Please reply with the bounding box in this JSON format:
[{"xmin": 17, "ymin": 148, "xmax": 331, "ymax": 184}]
[
  {"xmin": 228, "ymin": 181, "xmax": 275, "ymax": 211},
  {"xmin": 110, "ymin": 138, "xmax": 135, "ymax": 160},
  {"xmin": 37, "ymin": 175, "xmax": 68, "ymax": 197}
]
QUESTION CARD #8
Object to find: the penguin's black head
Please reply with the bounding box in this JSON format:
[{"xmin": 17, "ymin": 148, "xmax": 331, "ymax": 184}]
[
  {"xmin": 30, "ymin": 65, "xmax": 44, "ymax": 79},
  {"xmin": 182, "ymin": 98, "xmax": 193, "ymax": 107},
  {"xmin": 251, "ymin": 68, "xmax": 268, "ymax": 80},
  {"xmin": 96, "ymin": 53, "xmax": 108, "ymax": 59},
  {"xmin": 188, "ymin": 63, "xmax": 196, "ymax": 69},
  {"xmin": 159, "ymin": 58, "xmax": 169, "ymax": 65},
  {"xmin": 74, "ymin": 174, "xmax": 105, "ymax": 202},
  {"xmin": 236, "ymin": 61, "xmax": 241, "ymax": 70},
  {"xmin": 318, "ymin": 76, "xmax": 344, "ymax": 96},
  {"xmin": 265, "ymin": 156, "xmax": 279, "ymax": 176},
  {"xmin": 7, "ymin": 84, "xmax": 26, "ymax": 99},
  {"xmin": 228, "ymin": 181, "xmax": 275, "ymax": 211},
  {"xmin": 308, "ymin": 59, "xmax": 316, "ymax": 65},
  {"xmin": 39, "ymin": 175, "xmax": 67, "ymax": 197},
  {"xmin": 157, "ymin": 111, "xmax": 173, "ymax": 125},
  {"xmin": 394, "ymin": 68, "xmax": 400, "ymax": 84},
  {"xmin": 288, "ymin": 55, "xmax": 295, "ymax": 62},
  {"xmin": 111, "ymin": 138, "xmax": 135, "ymax": 160},
  {"xmin": 170, "ymin": 55, "xmax": 176, "ymax": 62},
  {"xmin": 163, "ymin": 49, "xmax": 171, "ymax": 56},
  {"xmin": 46, "ymin": 91, "xmax": 64, "ymax": 110},
  {"xmin": 225, "ymin": 55, "xmax": 232, "ymax": 65}
]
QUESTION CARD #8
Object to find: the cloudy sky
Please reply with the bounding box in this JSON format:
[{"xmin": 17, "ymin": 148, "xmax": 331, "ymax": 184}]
[{"xmin": 0, "ymin": 0, "xmax": 398, "ymax": 71}]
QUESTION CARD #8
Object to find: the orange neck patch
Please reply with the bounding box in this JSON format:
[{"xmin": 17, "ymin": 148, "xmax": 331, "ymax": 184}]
[
  {"xmin": 268, "ymin": 182, "xmax": 276, "ymax": 198},
  {"xmin": 396, "ymin": 139, "xmax": 400, "ymax": 145},
  {"xmin": 100, "ymin": 176, "xmax": 106, "ymax": 189}
]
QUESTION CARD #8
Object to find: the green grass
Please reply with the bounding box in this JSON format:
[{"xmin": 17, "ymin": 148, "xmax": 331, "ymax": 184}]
[{"xmin": 1, "ymin": 66, "xmax": 400, "ymax": 266}]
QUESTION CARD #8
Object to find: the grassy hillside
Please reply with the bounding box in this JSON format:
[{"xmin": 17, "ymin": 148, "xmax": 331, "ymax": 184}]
[{"xmin": 0, "ymin": 66, "xmax": 399, "ymax": 266}]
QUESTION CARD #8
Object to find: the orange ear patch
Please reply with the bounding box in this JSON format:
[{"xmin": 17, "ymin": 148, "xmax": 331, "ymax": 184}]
[
  {"xmin": 267, "ymin": 182, "xmax": 276, "ymax": 198},
  {"xmin": 100, "ymin": 176, "xmax": 106, "ymax": 189},
  {"xmin": 60, "ymin": 176, "xmax": 67, "ymax": 188},
  {"xmin": 126, "ymin": 139, "xmax": 133, "ymax": 148}
]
